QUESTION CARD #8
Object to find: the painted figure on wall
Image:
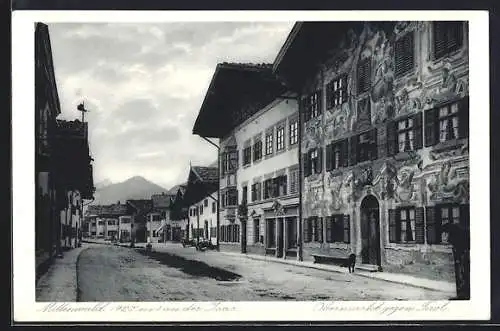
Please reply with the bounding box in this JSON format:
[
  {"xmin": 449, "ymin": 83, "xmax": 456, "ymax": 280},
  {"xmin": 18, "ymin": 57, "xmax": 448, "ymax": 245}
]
[{"xmin": 427, "ymin": 161, "xmax": 469, "ymax": 201}]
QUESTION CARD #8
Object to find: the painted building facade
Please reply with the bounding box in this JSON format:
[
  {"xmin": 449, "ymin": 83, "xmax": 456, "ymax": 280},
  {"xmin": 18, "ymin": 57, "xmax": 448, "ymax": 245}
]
[{"xmin": 274, "ymin": 21, "xmax": 469, "ymax": 280}]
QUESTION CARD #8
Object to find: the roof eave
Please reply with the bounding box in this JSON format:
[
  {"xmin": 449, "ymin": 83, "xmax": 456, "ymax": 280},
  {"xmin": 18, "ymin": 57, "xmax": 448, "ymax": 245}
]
[{"xmin": 272, "ymin": 22, "xmax": 303, "ymax": 74}]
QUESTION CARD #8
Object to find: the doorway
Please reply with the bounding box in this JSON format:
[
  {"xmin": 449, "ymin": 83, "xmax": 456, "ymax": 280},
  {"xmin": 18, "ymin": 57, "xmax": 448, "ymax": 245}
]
[
  {"xmin": 360, "ymin": 195, "xmax": 381, "ymax": 266},
  {"xmin": 276, "ymin": 218, "xmax": 284, "ymax": 258}
]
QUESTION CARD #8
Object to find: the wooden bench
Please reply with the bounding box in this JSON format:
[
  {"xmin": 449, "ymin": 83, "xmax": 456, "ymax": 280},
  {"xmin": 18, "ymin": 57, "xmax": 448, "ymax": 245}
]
[{"xmin": 312, "ymin": 253, "xmax": 350, "ymax": 266}]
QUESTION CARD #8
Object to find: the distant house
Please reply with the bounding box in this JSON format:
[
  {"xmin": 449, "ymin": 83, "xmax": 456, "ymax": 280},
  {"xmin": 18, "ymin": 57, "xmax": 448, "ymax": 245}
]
[
  {"xmin": 126, "ymin": 199, "xmax": 154, "ymax": 242},
  {"xmin": 149, "ymin": 193, "xmax": 175, "ymax": 243},
  {"xmin": 168, "ymin": 185, "xmax": 188, "ymax": 242},
  {"xmin": 84, "ymin": 203, "xmax": 128, "ymax": 240}
]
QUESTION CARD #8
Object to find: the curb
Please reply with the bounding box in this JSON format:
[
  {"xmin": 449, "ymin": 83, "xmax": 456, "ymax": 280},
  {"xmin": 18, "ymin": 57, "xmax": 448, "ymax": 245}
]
[{"xmin": 219, "ymin": 251, "xmax": 456, "ymax": 295}]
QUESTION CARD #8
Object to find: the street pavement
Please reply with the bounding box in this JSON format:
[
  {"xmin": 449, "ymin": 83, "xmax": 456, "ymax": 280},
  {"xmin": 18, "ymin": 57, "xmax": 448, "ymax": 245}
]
[{"xmin": 76, "ymin": 243, "xmax": 453, "ymax": 301}]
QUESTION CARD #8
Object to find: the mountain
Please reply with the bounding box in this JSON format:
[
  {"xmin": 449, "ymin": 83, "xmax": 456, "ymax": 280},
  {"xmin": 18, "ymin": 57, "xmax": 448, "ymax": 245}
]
[
  {"xmin": 91, "ymin": 176, "xmax": 168, "ymax": 205},
  {"xmin": 94, "ymin": 179, "xmax": 113, "ymax": 189}
]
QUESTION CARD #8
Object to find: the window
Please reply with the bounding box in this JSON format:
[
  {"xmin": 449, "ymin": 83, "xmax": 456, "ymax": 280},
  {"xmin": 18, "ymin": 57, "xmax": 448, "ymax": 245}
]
[
  {"xmin": 204, "ymin": 199, "xmax": 208, "ymax": 207},
  {"xmin": 254, "ymin": 219, "xmax": 260, "ymax": 243},
  {"xmin": 222, "ymin": 149, "xmax": 239, "ymax": 174},
  {"xmin": 108, "ymin": 220, "xmax": 115, "ymax": 226},
  {"xmin": 425, "ymin": 97, "xmax": 469, "ymax": 147},
  {"xmin": 389, "ymin": 207, "xmax": 425, "ymax": 244},
  {"xmin": 273, "ymin": 175, "xmax": 287, "ymax": 197},
  {"xmin": 265, "ymin": 132, "xmax": 273, "ymax": 155},
  {"xmin": 199, "ymin": 205, "xmax": 203, "ymax": 215},
  {"xmin": 212, "ymin": 202, "xmax": 216, "ymax": 213},
  {"xmin": 387, "ymin": 112, "xmax": 423, "ymax": 155},
  {"xmin": 326, "ymin": 139, "xmax": 348, "ymax": 171},
  {"xmin": 242, "ymin": 186, "xmax": 248, "ymax": 204},
  {"xmin": 397, "ymin": 117, "xmax": 415, "ymax": 152},
  {"xmin": 425, "ymin": 204, "xmax": 470, "ymax": 245},
  {"xmin": 266, "ymin": 219, "xmax": 276, "ymax": 248},
  {"xmin": 357, "ymin": 57, "xmax": 372, "ymax": 93},
  {"xmin": 289, "ymin": 119, "xmax": 298, "ymax": 145},
  {"xmin": 289, "ymin": 168, "xmax": 299, "ymax": 194},
  {"xmin": 303, "ymin": 90, "xmax": 322, "ymax": 121},
  {"xmin": 98, "ymin": 220, "xmax": 104, "ymax": 226},
  {"xmin": 276, "ymin": 126, "xmax": 285, "ymax": 151},
  {"xmin": 433, "ymin": 22, "xmax": 464, "ymax": 60},
  {"xmin": 243, "ymin": 146, "xmax": 252, "ymax": 166},
  {"xmin": 325, "ymin": 215, "xmax": 350, "ymax": 243},
  {"xmin": 263, "ymin": 179, "xmax": 274, "ymax": 200},
  {"xmin": 313, "ymin": 217, "xmax": 323, "ymax": 242},
  {"xmin": 327, "ymin": 75, "xmax": 348, "ymax": 109},
  {"xmin": 226, "ymin": 188, "xmax": 238, "ymax": 207},
  {"xmin": 251, "ymin": 182, "xmax": 262, "ymax": 202},
  {"xmin": 399, "ymin": 208, "xmax": 416, "ymax": 243},
  {"xmin": 395, "ymin": 32, "xmax": 415, "ymax": 78},
  {"xmin": 211, "ymin": 227, "xmax": 216, "ymax": 238},
  {"xmin": 253, "ymin": 140, "xmax": 262, "ymax": 161},
  {"xmin": 440, "ymin": 205, "xmax": 464, "ymax": 244},
  {"xmin": 304, "ymin": 148, "xmax": 322, "ymax": 177},
  {"xmin": 355, "ymin": 129, "xmax": 377, "ymax": 163}
]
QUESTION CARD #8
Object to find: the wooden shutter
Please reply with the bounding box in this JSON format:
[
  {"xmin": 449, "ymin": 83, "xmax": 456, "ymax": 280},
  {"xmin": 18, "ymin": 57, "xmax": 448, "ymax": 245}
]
[
  {"xmin": 424, "ymin": 108, "xmax": 438, "ymax": 147},
  {"xmin": 317, "ymin": 147, "xmax": 323, "ymax": 173},
  {"xmin": 433, "ymin": 22, "xmax": 448, "ymax": 60},
  {"xmin": 459, "ymin": 96, "xmax": 469, "ymax": 139},
  {"xmin": 303, "ymin": 153, "xmax": 311, "ymax": 177},
  {"xmin": 388, "ymin": 209, "xmax": 397, "ymax": 243},
  {"xmin": 386, "ymin": 120, "xmax": 398, "ymax": 156},
  {"xmin": 343, "ymin": 214, "xmax": 350, "ymax": 243},
  {"xmin": 326, "ymin": 81, "xmax": 333, "ymax": 109},
  {"xmin": 370, "ymin": 128, "xmax": 378, "ymax": 160},
  {"xmin": 326, "ymin": 144, "xmax": 333, "ymax": 171},
  {"xmin": 317, "ymin": 89, "xmax": 323, "ymax": 115},
  {"xmin": 301, "ymin": 97, "xmax": 309, "ymax": 122},
  {"xmin": 395, "ymin": 31, "xmax": 415, "ymax": 78},
  {"xmin": 318, "ymin": 217, "xmax": 324, "ymax": 242},
  {"xmin": 446, "ymin": 22, "xmax": 463, "ymax": 53},
  {"xmin": 341, "ymin": 139, "xmax": 349, "ymax": 167},
  {"xmin": 415, "ymin": 207, "xmax": 425, "ymax": 244},
  {"xmin": 426, "ymin": 206, "xmax": 437, "ymax": 244},
  {"xmin": 304, "ymin": 218, "xmax": 311, "ymax": 243},
  {"xmin": 348, "ymin": 136, "xmax": 358, "ymax": 166},
  {"xmin": 341, "ymin": 75, "xmax": 349, "ymax": 103},
  {"xmin": 357, "ymin": 58, "xmax": 371, "ymax": 93},
  {"xmin": 325, "ymin": 217, "xmax": 332, "ymax": 243},
  {"xmin": 413, "ymin": 111, "xmax": 423, "ymax": 150},
  {"xmin": 460, "ymin": 204, "xmax": 470, "ymax": 249}
]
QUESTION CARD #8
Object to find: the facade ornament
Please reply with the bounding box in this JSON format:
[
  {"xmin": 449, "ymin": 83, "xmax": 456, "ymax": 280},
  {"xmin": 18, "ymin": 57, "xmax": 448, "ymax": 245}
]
[{"xmin": 427, "ymin": 160, "xmax": 469, "ymax": 202}]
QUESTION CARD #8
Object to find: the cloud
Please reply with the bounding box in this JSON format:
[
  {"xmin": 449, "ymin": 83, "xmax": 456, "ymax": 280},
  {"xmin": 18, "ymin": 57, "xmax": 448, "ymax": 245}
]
[{"xmin": 48, "ymin": 21, "xmax": 294, "ymax": 189}]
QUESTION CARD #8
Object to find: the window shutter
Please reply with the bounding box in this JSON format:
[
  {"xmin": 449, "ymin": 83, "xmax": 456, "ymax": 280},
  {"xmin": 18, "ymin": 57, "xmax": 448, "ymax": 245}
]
[
  {"xmin": 357, "ymin": 58, "xmax": 371, "ymax": 94},
  {"xmin": 377, "ymin": 125, "xmax": 387, "ymax": 159},
  {"xmin": 395, "ymin": 32, "xmax": 415, "ymax": 78},
  {"xmin": 424, "ymin": 108, "xmax": 438, "ymax": 147},
  {"xmin": 460, "ymin": 204, "xmax": 470, "ymax": 250},
  {"xmin": 413, "ymin": 111, "xmax": 423, "ymax": 150},
  {"xmin": 317, "ymin": 89, "xmax": 323, "ymax": 115},
  {"xmin": 415, "ymin": 207, "xmax": 425, "ymax": 244},
  {"xmin": 318, "ymin": 217, "xmax": 324, "ymax": 242},
  {"xmin": 370, "ymin": 128, "xmax": 378, "ymax": 160},
  {"xmin": 446, "ymin": 22, "xmax": 463, "ymax": 53},
  {"xmin": 343, "ymin": 214, "xmax": 350, "ymax": 243},
  {"xmin": 426, "ymin": 206, "xmax": 437, "ymax": 245},
  {"xmin": 348, "ymin": 136, "xmax": 358, "ymax": 166},
  {"xmin": 341, "ymin": 139, "xmax": 349, "ymax": 167},
  {"xmin": 317, "ymin": 147, "xmax": 323, "ymax": 173},
  {"xmin": 433, "ymin": 22, "xmax": 448, "ymax": 60},
  {"xmin": 459, "ymin": 96, "xmax": 469, "ymax": 139},
  {"xmin": 388, "ymin": 209, "xmax": 397, "ymax": 243},
  {"xmin": 304, "ymin": 218, "xmax": 311, "ymax": 243},
  {"xmin": 303, "ymin": 153, "xmax": 311, "ymax": 177},
  {"xmin": 326, "ymin": 82, "xmax": 333, "ymax": 109},
  {"xmin": 387, "ymin": 120, "xmax": 398, "ymax": 156},
  {"xmin": 341, "ymin": 76, "xmax": 349, "ymax": 103},
  {"xmin": 326, "ymin": 144, "xmax": 333, "ymax": 171},
  {"xmin": 325, "ymin": 217, "xmax": 332, "ymax": 242}
]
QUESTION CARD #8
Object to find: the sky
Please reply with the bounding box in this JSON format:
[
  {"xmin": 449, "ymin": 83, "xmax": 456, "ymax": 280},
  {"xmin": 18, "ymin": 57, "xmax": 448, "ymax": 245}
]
[{"xmin": 47, "ymin": 22, "xmax": 294, "ymax": 190}]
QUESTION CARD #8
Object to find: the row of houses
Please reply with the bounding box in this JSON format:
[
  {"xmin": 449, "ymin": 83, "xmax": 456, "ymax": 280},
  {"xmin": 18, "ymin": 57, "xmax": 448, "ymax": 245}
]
[
  {"xmin": 35, "ymin": 23, "xmax": 95, "ymax": 277},
  {"xmin": 181, "ymin": 21, "xmax": 470, "ymax": 280}
]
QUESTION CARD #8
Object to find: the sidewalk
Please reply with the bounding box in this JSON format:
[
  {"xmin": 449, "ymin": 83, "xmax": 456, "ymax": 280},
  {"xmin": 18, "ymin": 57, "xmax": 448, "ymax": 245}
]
[
  {"xmin": 145, "ymin": 242, "xmax": 456, "ymax": 295},
  {"xmin": 35, "ymin": 244, "xmax": 95, "ymax": 302}
]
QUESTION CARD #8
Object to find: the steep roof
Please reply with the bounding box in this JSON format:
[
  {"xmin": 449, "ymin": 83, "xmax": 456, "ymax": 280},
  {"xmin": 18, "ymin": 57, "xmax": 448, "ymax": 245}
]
[
  {"xmin": 127, "ymin": 199, "xmax": 154, "ymax": 213},
  {"xmin": 191, "ymin": 166, "xmax": 218, "ymax": 183},
  {"xmin": 151, "ymin": 193, "xmax": 173, "ymax": 209},
  {"xmin": 86, "ymin": 204, "xmax": 128, "ymax": 217},
  {"xmin": 192, "ymin": 61, "xmax": 287, "ymax": 138}
]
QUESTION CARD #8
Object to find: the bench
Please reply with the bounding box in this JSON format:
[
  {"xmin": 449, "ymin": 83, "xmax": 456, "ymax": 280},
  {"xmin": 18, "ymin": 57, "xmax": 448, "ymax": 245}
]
[{"xmin": 312, "ymin": 253, "xmax": 351, "ymax": 266}]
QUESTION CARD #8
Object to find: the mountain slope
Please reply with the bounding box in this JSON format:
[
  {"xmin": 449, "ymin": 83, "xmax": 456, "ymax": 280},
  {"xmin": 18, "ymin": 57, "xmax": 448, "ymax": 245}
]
[{"xmin": 92, "ymin": 176, "xmax": 168, "ymax": 205}]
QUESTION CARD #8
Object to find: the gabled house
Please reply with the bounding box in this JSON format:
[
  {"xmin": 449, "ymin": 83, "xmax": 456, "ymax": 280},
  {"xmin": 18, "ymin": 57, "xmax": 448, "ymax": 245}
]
[
  {"xmin": 84, "ymin": 203, "xmax": 128, "ymax": 240},
  {"xmin": 168, "ymin": 184, "xmax": 188, "ymax": 242},
  {"xmin": 149, "ymin": 193, "xmax": 175, "ymax": 243},
  {"xmin": 126, "ymin": 199, "xmax": 154, "ymax": 242},
  {"xmin": 183, "ymin": 166, "xmax": 219, "ymax": 245}
]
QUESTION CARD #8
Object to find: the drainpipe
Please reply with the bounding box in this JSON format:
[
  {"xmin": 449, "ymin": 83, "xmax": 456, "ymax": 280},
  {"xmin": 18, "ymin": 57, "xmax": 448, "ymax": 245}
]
[
  {"xmin": 297, "ymin": 92, "xmax": 304, "ymax": 262},
  {"xmin": 198, "ymin": 135, "xmax": 221, "ymax": 252}
]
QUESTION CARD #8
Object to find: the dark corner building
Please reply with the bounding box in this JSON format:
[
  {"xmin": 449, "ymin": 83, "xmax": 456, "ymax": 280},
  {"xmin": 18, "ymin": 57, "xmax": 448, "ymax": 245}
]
[
  {"xmin": 35, "ymin": 22, "xmax": 95, "ymax": 278},
  {"xmin": 274, "ymin": 21, "xmax": 469, "ymax": 282}
]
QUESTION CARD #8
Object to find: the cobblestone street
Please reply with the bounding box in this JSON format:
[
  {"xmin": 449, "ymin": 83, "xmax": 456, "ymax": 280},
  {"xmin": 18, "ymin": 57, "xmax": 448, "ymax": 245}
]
[{"xmin": 76, "ymin": 244, "xmax": 453, "ymax": 301}]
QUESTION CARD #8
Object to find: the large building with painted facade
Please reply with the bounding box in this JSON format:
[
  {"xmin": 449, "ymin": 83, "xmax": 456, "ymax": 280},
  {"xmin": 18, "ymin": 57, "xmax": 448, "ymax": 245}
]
[{"xmin": 273, "ymin": 21, "xmax": 469, "ymax": 279}]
